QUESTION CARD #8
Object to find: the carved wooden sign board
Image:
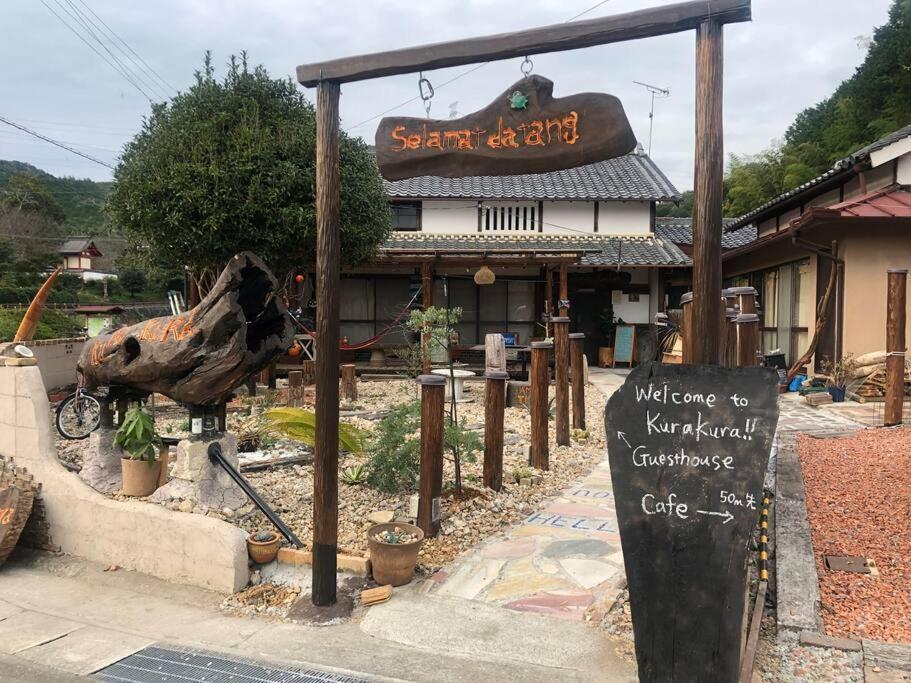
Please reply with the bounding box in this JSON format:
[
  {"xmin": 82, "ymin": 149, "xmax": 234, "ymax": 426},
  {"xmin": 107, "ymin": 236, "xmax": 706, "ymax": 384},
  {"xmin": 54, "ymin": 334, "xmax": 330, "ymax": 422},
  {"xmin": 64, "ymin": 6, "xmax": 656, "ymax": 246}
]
[
  {"xmin": 375, "ymin": 75, "xmax": 637, "ymax": 180},
  {"xmin": 604, "ymin": 363, "xmax": 779, "ymax": 682}
]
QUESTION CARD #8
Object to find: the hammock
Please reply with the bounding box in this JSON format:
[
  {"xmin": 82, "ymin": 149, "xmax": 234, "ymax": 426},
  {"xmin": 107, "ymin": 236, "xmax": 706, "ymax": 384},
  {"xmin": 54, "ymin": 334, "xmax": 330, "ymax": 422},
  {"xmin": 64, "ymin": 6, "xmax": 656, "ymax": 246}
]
[{"xmin": 290, "ymin": 286, "xmax": 423, "ymax": 351}]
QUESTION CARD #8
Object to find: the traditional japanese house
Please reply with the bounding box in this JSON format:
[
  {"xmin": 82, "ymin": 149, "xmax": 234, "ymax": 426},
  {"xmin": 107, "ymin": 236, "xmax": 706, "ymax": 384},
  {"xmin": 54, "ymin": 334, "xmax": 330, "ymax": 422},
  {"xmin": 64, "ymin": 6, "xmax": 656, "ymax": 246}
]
[
  {"xmin": 330, "ymin": 150, "xmax": 689, "ymax": 366},
  {"xmin": 720, "ymin": 124, "xmax": 911, "ymax": 371}
]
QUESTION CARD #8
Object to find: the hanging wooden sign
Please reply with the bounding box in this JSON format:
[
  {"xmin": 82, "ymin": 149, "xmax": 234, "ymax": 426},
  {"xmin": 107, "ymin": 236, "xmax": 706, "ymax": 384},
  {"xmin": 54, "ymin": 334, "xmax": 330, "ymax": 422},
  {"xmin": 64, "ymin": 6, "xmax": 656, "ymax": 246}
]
[
  {"xmin": 375, "ymin": 75, "xmax": 637, "ymax": 180},
  {"xmin": 604, "ymin": 363, "xmax": 779, "ymax": 682}
]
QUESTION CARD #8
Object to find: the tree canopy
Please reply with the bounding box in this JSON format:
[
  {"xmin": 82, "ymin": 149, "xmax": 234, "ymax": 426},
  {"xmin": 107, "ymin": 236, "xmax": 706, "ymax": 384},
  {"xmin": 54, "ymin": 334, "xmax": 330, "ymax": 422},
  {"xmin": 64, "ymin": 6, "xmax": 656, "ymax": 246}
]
[{"xmin": 106, "ymin": 52, "xmax": 391, "ymax": 292}]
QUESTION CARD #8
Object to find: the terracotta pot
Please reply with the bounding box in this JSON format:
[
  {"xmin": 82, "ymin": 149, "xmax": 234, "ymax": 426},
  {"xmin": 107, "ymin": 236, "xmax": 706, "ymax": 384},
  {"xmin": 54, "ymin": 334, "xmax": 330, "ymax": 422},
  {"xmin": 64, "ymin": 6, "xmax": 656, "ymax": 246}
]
[
  {"xmin": 246, "ymin": 532, "xmax": 281, "ymax": 564},
  {"xmin": 367, "ymin": 522, "xmax": 424, "ymax": 587},
  {"xmin": 120, "ymin": 457, "xmax": 161, "ymax": 497}
]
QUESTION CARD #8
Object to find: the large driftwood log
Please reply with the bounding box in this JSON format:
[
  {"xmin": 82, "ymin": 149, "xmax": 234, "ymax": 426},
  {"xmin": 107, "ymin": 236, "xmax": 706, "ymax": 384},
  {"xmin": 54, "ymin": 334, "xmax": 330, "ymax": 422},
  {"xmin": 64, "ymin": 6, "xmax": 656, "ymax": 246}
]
[{"xmin": 78, "ymin": 252, "xmax": 293, "ymax": 405}]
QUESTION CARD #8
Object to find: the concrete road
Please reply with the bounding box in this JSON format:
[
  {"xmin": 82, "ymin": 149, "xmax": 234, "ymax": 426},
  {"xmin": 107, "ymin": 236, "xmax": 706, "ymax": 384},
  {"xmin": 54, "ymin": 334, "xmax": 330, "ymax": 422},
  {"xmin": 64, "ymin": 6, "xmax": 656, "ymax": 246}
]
[{"xmin": 0, "ymin": 654, "xmax": 81, "ymax": 682}]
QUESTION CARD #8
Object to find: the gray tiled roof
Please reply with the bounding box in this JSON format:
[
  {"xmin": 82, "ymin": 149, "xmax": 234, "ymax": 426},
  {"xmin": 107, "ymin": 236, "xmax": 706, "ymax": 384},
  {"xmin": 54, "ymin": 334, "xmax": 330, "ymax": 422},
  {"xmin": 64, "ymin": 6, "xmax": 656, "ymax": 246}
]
[
  {"xmin": 728, "ymin": 123, "xmax": 911, "ymax": 230},
  {"xmin": 382, "ymin": 153, "xmax": 680, "ymax": 202},
  {"xmin": 655, "ymin": 218, "xmax": 757, "ymax": 249},
  {"xmin": 381, "ymin": 232, "xmax": 690, "ymax": 267},
  {"xmin": 59, "ymin": 238, "xmax": 95, "ymax": 254}
]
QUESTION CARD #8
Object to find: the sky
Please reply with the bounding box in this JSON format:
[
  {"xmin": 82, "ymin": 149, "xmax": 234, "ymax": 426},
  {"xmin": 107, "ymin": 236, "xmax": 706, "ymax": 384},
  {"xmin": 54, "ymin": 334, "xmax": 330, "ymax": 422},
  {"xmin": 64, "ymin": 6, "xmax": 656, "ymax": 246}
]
[{"xmin": 0, "ymin": 0, "xmax": 894, "ymax": 191}]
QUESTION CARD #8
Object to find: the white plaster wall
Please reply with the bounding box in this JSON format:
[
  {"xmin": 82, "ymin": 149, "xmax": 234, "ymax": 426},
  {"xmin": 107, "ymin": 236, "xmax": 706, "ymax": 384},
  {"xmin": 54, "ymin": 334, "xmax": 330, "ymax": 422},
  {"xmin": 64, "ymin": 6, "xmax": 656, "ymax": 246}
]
[
  {"xmin": 0, "ymin": 363, "xmax": 249, "ymax": 593},
  {"xmin": 611, "ymin": 292, "xmax": 650, "ymax": 324},
  {"xmin": 542, "ymin": 201, "xmax": 594, "ymax": 234},
  {"xmin": 598, "ymin": 201, "xmax": 652, "ymax": 234},
  {"xmin": 19, "ymin": 338, "xmax": 85, "ymax": 391},
  {"xmin": 897, "ymin": 154, "xmax": 911, "ymax": 184},
  {"xmin": 421, "ymin": 200, "xmax": 477, "ymax": 233}
]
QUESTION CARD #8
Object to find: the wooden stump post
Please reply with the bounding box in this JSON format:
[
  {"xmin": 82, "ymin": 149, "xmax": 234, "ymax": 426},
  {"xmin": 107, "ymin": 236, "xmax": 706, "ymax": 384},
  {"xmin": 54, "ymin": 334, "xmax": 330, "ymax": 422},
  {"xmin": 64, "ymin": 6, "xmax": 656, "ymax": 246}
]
[
  {"xmin": 340, "ymin": 363, "xmax": 357, "ymax": 402},
  {"xmin": 735, "ymin": 313, "xmax": 760, "ymax": 367},
  {"xmin": 288, "ymin": 370, "xmax": 304, "ymax": 408},
  {"xmin": 302, "ymin": 359, "xmax": 315, "ymax": 385},
  {"xmin": 680, "ymin": 292, "xmax": 694, "ymax": 363},
  {"xmin": 885, "ymin": 268, "xmax": 908, "ymax": 426},
  {"xmin": 417, "ymin": 374, "xmax": 444, "ymax": 537},
  {"xmin": 569, "ymin": 332, "xmax": 586, "ymax": 430},
  {"xmin": 552, "ymin": 316, "xmax": 570, "ymax": 446},
  {"xmin": 691, "ymin": 18, "xmax": 724, "ymax": 366},
  {"xmin": 485, "ymin": 333, "xmax": 507, "ymax": 373},
  {"xmin": 558, "ymin": 263, "xmax": 569, "ymax": 316},
  {"xmin": 530, "ymin": 340, "xmax": 551, "ymax": 470},
  {"xmin": 483, "ymin": 370, "xmax": 508, "ymax": 491},
  {"xmin": 422, "ymin": 262, "xmax": 433, "ymax": 374},
  {"xmin": 733, "ymin": 286, "xmax": 757, "ymax": 314},
  {"xmin": 313, "ymin": 79, "xmax": 341, "ymax": 607}
]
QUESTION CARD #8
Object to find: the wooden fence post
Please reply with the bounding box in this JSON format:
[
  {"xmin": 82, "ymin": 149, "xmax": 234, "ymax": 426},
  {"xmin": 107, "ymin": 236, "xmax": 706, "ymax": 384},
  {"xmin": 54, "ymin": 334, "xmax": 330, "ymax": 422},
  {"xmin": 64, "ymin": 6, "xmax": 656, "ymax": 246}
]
[
  {"xmin": 530, "ymin": 340, "xmax": 551, "ymax": 470},
  {"xmin": 680, "ymin": 292, "xmax": 693, "ymax": 363},
  {"xmin": 313, "ymin": 79, "xmax": 341, "ymax": 607},
  {"xmin": 340, "ymin": 363, "xmax": 357, "ymax": 401},
  {"xmin": 552, "ymin": 316, "xmax": 570, "ymax": 446},
  {"xmin": 288, "ymin": 370, "xmax": 304, "ymax": 407},
  {"xmin": 569, "ymin": 332, "xmax": 586, "ymax": 430},
  {"xmin": 483, "ymin": 370, "xmax": 508, "ymax": 491},
  {"xmin": 417, "ymin": 374, "xmax": 444, "ymax": 537},
  {"xmin": 422, "ymin": 262, "xmax": 433, "ymax": 374},
  {"xmin": 732, "ymin": 286, "xmax": 757, "ymax": 314},
  {"xmin": 735, "ymin": 313, "xmax": 760, "ymax": 367},
  {"xmin": 725, "ymin": 307, "xmax": 738, "ymax": 368},
  {"xmin": 885, "ymin": 268, "xmax": 908, "ymax": 426}
]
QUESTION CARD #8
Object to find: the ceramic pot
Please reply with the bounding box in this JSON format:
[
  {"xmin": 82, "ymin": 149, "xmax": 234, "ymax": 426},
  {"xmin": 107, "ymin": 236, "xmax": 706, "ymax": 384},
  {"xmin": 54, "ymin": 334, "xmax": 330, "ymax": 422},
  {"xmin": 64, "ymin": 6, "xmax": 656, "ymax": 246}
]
[{"xmin": 367, "ymin": 522, "xmax": 424, "ymax": 586}]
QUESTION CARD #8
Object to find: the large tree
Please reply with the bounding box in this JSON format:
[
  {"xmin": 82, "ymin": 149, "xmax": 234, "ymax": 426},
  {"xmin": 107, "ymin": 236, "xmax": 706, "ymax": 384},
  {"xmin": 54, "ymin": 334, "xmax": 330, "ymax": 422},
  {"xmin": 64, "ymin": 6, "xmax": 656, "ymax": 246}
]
[{"xmin": 107, "ymin": 52, "xmax": 390, "ymax": 293}]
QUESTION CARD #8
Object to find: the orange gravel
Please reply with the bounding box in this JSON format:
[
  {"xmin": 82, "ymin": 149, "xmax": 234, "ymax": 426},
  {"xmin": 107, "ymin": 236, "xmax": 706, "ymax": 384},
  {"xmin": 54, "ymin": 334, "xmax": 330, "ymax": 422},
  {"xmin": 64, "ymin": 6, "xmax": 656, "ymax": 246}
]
[{"xmin": 799, "ymin": 427, "xmax": 911, "ymax": 642}]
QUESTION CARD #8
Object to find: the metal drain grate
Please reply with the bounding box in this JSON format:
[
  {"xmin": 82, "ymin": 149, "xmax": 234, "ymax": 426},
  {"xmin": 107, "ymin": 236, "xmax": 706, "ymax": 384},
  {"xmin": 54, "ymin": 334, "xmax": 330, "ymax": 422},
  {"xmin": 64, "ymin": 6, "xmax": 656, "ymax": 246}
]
[{"xmin": 94, "ymin": 644, "xmax": 370, "ymax": 683}]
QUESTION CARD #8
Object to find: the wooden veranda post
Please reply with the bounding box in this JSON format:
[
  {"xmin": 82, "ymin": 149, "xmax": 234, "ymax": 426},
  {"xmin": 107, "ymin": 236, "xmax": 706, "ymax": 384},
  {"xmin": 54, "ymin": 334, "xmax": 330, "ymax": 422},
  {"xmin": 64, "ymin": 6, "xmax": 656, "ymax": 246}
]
[
  {"xmin": 483, "ymin": 370, "xmax": 508, "ymax": 491},
  {"xmin": 422, "ymin": 262, "xmax": 433, "ymax": 373},
  {"xmin": 313, "ymin": 79, "xmax": 341, "ymax": 607},
  {"xmin": 552, "ymin": 316, "xmax": 570, "ymax": 446},
  {"xmin": 691, "ymin": 19, "xmax": 724, "ymax": 365},
  {"xmin": 569, "ymin": 332, "xmax": 586, "ymax": 430},
  {"xmin": 417, "ymin": 374, "xmax": 445, "ymax": 536},
  {"xmin": 885, "ymin": 268, "xmax": 908, "ymax": 426},
  {"xmin": 530, "ymin": 340, "xmax": 551, "ymax": 470},
  {"xmin": 558, "ymin": 263, "xmax": 568, "ymax": 316}
]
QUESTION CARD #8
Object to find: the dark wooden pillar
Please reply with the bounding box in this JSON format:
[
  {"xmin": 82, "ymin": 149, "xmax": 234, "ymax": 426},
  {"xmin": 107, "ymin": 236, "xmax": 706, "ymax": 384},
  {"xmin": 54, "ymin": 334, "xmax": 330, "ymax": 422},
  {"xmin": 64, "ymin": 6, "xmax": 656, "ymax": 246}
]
[
  {"xmin": 288, "ymin": 370, "xmax": 304, "ymax": 407},
  {"xmin": 421, "ymin": 262, "xmax": 433, "ymax": 374},
  {"xmin": 417, "ymin": 374, "xmax": 444, "ymax": 536},
  {"xmin": 885, "ymin": 268, "xmax": 907, "ymax": 426},
  {"xmin": 735, "ymin": 313, "xmax": 759, "ymax": 367},
  {"xmin": 312, "ymin": 79, "xmax": 341, "ymax": 607},
  {"xmin": 680, "ymin": 292, "xmax": 693, "ymax": 363},
  {"xmin": 691, "ymin": 19, "xmax": 724, "ymax": 365},
  {"xmin": 340, "ymin": 363, "xmax": 357, "ymax": 401},
  {"xmin": 724, "ymin": 307, "xmax": 738, "ymax": 368},
  {"xmin": 552, "ymin": 316, "xmax": 570, "ymax": 446},
  {"xmin": 558, "ymin": 263, "xmax": 569, "ymax": 316},
  {"xmin": 733, "ymin": 286, "xmax": 757, "ymax": 314},
  {"xmin": 483, "ymin": 370, "xmax": 508, "ymax": 491},
  {"xmin": 530, "ymin": 340, "xmax": 551, "ymax": 470},
  {"xmin": 569, "ymin": 332, "xmax": 586, "ymax": 430},
  {"xmin": 544, "ymin": 268, "xmax": 553, "ymax": 322}
]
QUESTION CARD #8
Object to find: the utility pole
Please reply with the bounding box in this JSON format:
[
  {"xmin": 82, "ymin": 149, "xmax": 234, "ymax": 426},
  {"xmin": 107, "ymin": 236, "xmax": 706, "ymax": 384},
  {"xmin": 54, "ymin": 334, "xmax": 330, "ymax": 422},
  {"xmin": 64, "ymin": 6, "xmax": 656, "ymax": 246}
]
[{"xmin": 633, "ymin": 80, "xmax": 670, "ymax": 156}]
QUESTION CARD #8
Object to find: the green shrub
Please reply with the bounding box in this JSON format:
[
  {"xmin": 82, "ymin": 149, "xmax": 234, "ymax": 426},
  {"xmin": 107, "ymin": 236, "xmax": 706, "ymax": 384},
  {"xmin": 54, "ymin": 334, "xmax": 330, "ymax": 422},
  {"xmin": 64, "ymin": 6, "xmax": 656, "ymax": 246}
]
[
  {"xmin": 366, "ymin": 402, "xmax": 421, "ymax": 493},
  {"xmin": 0, "ymin": 308, "xmax": 84, "ymax": 342}
]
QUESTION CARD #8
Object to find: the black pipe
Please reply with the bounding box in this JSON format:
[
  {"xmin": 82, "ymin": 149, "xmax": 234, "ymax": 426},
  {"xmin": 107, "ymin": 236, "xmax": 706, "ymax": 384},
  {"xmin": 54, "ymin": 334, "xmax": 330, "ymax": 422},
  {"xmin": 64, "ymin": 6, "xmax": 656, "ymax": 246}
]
[{"xmin": 207, "ymin": 442, "xmax": 304, "ymax": 548}]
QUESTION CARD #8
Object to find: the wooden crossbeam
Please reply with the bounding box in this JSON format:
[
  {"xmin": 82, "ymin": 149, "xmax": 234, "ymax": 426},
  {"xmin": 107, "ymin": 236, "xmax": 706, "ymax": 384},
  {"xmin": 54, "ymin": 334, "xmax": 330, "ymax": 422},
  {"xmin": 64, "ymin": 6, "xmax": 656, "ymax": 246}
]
[{"xmin": 296, "ymin": 0, "xmax": 751, "ymax": 86}]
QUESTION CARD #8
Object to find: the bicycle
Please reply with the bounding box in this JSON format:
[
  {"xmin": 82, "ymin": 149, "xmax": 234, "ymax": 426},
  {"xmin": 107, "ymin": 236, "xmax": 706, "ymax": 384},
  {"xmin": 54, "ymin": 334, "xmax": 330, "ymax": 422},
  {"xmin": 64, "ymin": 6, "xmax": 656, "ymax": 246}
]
[{"xmin": 55, "ymin": 381, "xmax": 103, "ymax": 440}]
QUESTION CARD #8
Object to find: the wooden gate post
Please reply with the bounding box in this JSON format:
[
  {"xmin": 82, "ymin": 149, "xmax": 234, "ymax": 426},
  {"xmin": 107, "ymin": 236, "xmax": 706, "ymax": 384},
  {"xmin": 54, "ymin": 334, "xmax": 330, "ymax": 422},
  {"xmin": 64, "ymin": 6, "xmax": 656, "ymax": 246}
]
[
  {"xmin": 680, "ymin": 292, "xmax": 693, "ymax": 363},
  {"xmin": 569, "ymin": 332, "xmax": 586, "ymax": 430},
  {"xmin": 288, "ymin": 370, "xmax": 304, "ymax": 407},
  {"xmin": 483, "ymin": 370, "xmax": 508, "ymax": 491},
  {"xmin": 691, "ymin": 18, "xmax": 724, "ymax": 365},
  {"xmin": 340, "ymin": 363, "xmax": 357, "ymax": 401},
  {"xmin": 530, "ymin": 340, "xmax": 551, "ymax": 470},
  {"xmin": 552, "ymin": 316, "xmax": 570, "ymax": 446},
  {"xmin": 735, "ymin": 313, "xmax": 760, "ymax": 367},
  {"xmin": 421, "ymin": 262, "xmax": 433, "ymax": 374},
  {"xmin": 417, "ymin": 374, "xmax": 445, "ymax": 536},
  {"xmin": 885, "ymin": 268, "xmax": 908, "ymax": 426},
  {"xmin": 312, "ymin": 79, "xmax": 341, "ymax": 607}
]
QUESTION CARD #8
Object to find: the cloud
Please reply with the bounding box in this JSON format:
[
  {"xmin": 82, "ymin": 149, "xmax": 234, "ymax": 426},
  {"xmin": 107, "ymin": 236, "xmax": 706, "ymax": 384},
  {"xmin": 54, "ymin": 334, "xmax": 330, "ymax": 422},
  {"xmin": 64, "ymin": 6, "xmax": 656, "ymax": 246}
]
[{"xmin": 1, "ymin": 0, "xmax": 892, "ymax": 191}]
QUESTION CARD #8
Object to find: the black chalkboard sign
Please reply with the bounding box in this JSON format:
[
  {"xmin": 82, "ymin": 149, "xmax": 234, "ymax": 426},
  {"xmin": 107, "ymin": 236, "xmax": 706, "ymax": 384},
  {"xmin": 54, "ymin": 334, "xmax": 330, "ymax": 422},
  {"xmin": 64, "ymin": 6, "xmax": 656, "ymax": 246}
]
[{"xmin": 604, "ymin": 363, "xmax": 779, "ymax": 682}]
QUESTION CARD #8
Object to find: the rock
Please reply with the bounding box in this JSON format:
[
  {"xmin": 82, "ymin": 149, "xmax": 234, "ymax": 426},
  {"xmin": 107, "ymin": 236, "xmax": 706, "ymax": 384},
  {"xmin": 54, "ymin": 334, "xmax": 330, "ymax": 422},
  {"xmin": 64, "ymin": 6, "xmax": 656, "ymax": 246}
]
[
  {"xmin": 178, "ymin": 499, "xmax": 194, "ymax": 513},
  {"xmin": 250, "ymin": 570, "xmax": 261, "ymax": 586},
  {"xmin": 367, "ymin": 510, "xmax": 395, "ymax": 525},
  {"xmin": 79, "ymin": 428, "xmax": 124, "ymax": 494}
]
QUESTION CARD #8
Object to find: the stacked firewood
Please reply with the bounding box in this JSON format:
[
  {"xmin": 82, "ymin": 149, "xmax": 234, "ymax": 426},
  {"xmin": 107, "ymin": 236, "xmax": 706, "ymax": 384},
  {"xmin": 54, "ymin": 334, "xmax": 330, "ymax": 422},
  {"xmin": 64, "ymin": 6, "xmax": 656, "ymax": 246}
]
[{"xmin": 848, "ymin": 351, "xmax": 911, "ymax": 403}]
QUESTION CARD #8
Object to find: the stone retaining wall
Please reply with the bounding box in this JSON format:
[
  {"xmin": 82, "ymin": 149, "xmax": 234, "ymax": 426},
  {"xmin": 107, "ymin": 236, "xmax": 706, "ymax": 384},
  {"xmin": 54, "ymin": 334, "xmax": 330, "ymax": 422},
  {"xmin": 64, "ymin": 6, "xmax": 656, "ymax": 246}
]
[{"xmin": 0, "ymin": 363, "xmax": 249, "ymax": 593}]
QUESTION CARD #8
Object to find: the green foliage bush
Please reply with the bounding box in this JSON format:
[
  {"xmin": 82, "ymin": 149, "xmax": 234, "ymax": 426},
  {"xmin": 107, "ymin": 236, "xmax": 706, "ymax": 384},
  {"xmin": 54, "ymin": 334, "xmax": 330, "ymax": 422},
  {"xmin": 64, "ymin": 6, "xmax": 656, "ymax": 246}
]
[
  {"xmin": 366, "ymin": 402, "xmax": 421, "ymax": 494},
  {"xmin": 0, "ymin": 308, "xmax": 84, "ymax": 342}
]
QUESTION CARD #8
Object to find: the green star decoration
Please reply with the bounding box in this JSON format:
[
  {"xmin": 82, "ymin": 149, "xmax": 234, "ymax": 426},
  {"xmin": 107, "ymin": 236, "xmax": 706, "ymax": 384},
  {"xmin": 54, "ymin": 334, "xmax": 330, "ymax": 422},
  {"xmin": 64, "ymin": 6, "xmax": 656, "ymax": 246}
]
[{"xmin": 508, "ymin": 91, "xmax": 529, "ymax": 110}]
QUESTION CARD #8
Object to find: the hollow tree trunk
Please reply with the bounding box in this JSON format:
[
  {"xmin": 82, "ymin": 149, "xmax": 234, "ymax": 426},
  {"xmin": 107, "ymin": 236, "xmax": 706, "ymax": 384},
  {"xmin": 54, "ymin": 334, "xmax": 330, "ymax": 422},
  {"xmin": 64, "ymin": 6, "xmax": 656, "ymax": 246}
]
[{"xmin": 78, "ymin": 252, "xmax": 294, "ymax": 405}]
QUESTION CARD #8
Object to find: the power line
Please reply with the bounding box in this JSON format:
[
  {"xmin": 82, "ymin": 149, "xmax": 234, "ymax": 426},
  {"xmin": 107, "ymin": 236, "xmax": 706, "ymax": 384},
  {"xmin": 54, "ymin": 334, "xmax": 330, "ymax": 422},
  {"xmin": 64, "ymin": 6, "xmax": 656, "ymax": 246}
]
[
  {"xmin": 0, "ymin": 115, "xmax": 115, "ymax": 170},
  {"xmin": 75, "ymin": 0, "xmax": 177, "ymax": 95},
  {"xmin": 38, "ymin": 0, "xmax": 154, "ymax": 103},
  {"xmin": 344, "ymin": 0, "xmax": 614, "ymax": 133}
]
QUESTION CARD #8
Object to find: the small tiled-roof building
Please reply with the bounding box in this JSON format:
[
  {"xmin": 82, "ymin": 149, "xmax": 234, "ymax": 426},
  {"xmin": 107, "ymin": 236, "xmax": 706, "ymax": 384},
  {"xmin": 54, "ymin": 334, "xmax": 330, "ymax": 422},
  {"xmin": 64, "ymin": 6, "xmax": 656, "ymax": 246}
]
[
  {"xmin": 332, "ymin": 151, "xmax": 690, "ymax": 362},
  {"xmin": 59, "ymin": 239, "xmax": 102, "ymax": 272}
]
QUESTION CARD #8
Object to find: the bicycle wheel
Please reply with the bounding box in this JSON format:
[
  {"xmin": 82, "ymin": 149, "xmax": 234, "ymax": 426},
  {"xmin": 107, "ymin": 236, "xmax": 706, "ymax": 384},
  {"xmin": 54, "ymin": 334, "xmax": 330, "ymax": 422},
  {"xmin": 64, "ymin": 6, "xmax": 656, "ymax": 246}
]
[{"xmin": 55, "ymin": 393, "xmax": 102, "ymax": 440}]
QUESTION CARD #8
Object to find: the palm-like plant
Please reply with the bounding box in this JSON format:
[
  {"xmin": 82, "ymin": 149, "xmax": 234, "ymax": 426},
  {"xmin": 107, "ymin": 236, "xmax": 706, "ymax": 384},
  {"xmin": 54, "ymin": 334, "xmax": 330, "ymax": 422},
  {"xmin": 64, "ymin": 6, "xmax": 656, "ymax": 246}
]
[{"xmin": 265, "ymin": 407, "xmax": 364, "ymax": 453}]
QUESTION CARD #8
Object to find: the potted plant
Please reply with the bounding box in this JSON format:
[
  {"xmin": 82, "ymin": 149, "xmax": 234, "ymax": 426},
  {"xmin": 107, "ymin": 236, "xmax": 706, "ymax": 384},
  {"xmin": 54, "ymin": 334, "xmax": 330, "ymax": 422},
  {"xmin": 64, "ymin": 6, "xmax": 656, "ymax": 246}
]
[
  {"xmin": 819, "ymin": 354, "xmax": 858, "ymax": 403},
  {"xmin": 367, "ymin": 522, "xmax": 424, "ymax": 586},
  {"xmin": 246, "ymin": 530, "xmax": 281, "ymax": 564},
  {"xmin": 113, "ymin": 405, "xmax": 162, "ymax": 497}
]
